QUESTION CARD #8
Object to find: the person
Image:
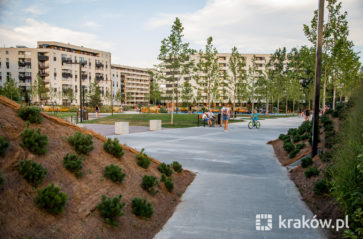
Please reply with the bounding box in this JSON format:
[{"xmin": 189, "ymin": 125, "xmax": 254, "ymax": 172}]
[
  {"xmin": 95, "ymin": 105, "xmax": 100, "ymax": 118},
  {"xmin": 324, "ymin": 105, "xmax": 328, "ymax": 113},
  {"xmin": 217, "ymin": 110, "xmax": 221, "ymax": 127},
  {"xmin": 207, "ymin": 109, "xmax": 216, "ymax": 127},
  {"xmin": 251, "ymin": 110, "xmax": 259, "ymax": 126},
  {"xmin": 305, "ymin": 107, "xmax": 310, "ymax": 121},
  {"xmin": 202, "ymin": 112, "xmax": 209, "ymax": 126},
  {"xmin": 221, "ymin": 104, "xmax": 231, "ymax": 132}
]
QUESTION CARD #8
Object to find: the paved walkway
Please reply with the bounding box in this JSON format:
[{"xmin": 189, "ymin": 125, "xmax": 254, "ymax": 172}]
[
  {"xmin": 111, "ymin": 117, "xmax": 325, "ymax": 239},
  {"xmin": 78, "ymin": 124, "xmax": 150, "ymax": 136}
]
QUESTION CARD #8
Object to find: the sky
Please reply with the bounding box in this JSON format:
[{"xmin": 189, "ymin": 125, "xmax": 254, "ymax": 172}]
[{"xmin": 0, "ymin": 0, "xmax": 362, "ymax": 68}]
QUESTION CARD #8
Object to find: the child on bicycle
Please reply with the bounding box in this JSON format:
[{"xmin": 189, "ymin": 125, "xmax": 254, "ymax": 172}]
[{"xmin": 251, "ymin": 110, "xmax": 259, "ymax": 126}]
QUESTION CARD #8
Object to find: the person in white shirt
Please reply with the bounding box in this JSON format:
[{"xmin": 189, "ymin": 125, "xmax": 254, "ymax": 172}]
[{"xmin": 221, "ymin": 104, "xmax": 231, "ymax": 132}]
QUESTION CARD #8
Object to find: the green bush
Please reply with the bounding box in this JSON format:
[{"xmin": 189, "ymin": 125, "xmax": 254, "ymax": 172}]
[
  {"xmin": 35, "ymin": 183, "xmax": 68, "ymax": 214},
  {"xmin": 301, "ymin": 157, "xmax": 313, "ymax": 168},
  {"xmin": 67, "ymin": 132, "xmax": 93, "ymax": 154},
  {"xmin": 0, "ymin": 170, "xmax": 4, "ymax": 187},
  {"xmin": 325, "ymin": 109, "xmax": 333, "ymax": 114},
  {"xmin": 63, "ymin": 153, "xmax": 84, "ymax": 178},
  {"xmin": 288, "ymin": 128, "xmax": 298, "ymax": 136},
  {"xmin": 97, "ymin": 195, "xmax": 125, "ymax": 226},
  {"xmin": 313, "ymin": 179, "xmax": 330, "ymax": 195},
  {"xmin": 293, "ymin": 134, "xmax": 301, "ymax": 143},
  {"xmin": 19, "ymin": 159, "xmax": 47, "ymax": 187},
  {"xmin": 320, "ymin": 114, "xmax": 330, "ymax": 125},
  {"xmin": 301, "ymin": 133, "xmax": 309, "ymax": 140},
  {"xmin": 18, "ymin": 106, "xmax": 42, "ymax": 123},
  {"xmin": 104, "ymin": 164, "xmax": 125, "ymax": 183},
  {"xmin": 279, "ymin": 134, "xmax": 290, "ymax": 141},
  {"xmin": 142, "ymin": 175, "xmax": 158, "ymax": 194},
  {"xmin": 103, "ymin": 138, "xmax": 124, "ymax": 159},
  {"xmin": 298, "ymin": 121, "xmax": 312, "ymax": 135},
  {"xmin": 304, "ymin": 166, "xmax": 319, "ymax": 178},
  {"xmin": 158, "ymin": 163, "xmax": 173, "ymax": 176},
  {"xmin": 296, "ymin": 143, "xmax": 305, "ymax": 150},
  {"xmin": 136, "ymin": 148, "xmax": 151, "ymax": 169},
  {"xmin": 21, "ymin": 127, "xmax": 48, "ymax": 155},
  {"xmin": 0, "ymin": 136, "xmax": 9, "ymax": 157},
  {"xmin": 320, "ymin": 151, "xmax": 332, "ymax": 162},
  {"xmin": 283, "ymin": 142, "xmax": 295, "ymax": 153},
  {"xmin": 131, "ymin": 198, "xmax": 153, "ymax": 218},
  {"xmin": 289, "ymin": 149, "xmax": 300, "ymax": 159},
  {"xmin": 162, "ymin": 176, "xmax": 174, "ymax": 192},
  {"xmin": 325, "ymin": 136, "xmax": 336, "ymax": 149},
  {"xmin": 159, "ymin": 108, "xmax": 168, "ymax": 113},
  {"xmin": 171, "ymin": 161, "xmax": 183, "ymax": 173},
  {"xmin": 324, "ymin": 124, "xmax": 334, "ymax": 132}
]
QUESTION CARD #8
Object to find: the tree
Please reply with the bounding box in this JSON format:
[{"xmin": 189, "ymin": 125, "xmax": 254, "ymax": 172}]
[
  {"xmin": 31, "ymin": 74, "xmax": 48, "ymax": 104},
  {"xmin": 194, "ymin": 36, "xmax": 220, "ymax": 109},
  {"xmin": 247, "ymin": 55, "xmax": 263, "ymax": 111},
  {"xmin": 149, "ymin": 81, "xmax": 162, "ymax": 105},
  {"xmin": 126, "ymin": 92, "xmax": 132, "ymax": 104},
  {"xmin": 114, "ymin": 91, "xmax": 123, "ymax": 106},
  {"xmin": 0, "ymin": 74, "xmax": 21, "ymax": 102},
  {"xmin": 228, "ymin": 46, "xmax": 247, "ymax": 113},
  {"xmin": 63, "ymin": 88, "xmax": 74, "ymax": 104},
  {"xmin": 88, "ymin": 78, "xmax": 102, "ymax": 108},
  {"xmin": 181, "ymin": 80, "xmax": 193, "ymax": 107},
  {"xmin": 256, "ymin": 60, "xmax": 274, "ymax": 114},
  {"xmin": 158, "ymin": 17, "xmax": 195, "ymax": 125},
  {"xmin": 105, "ymin": 88, "xmax": 112, "ymax": 106}
]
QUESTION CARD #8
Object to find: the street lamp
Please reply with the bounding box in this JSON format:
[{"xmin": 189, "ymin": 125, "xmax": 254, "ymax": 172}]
[{"xmin": 312, "ymin": 0, "xmax": 325, "ymax": 157}]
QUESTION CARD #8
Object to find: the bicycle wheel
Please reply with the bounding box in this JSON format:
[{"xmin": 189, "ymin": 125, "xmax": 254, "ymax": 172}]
[
  {"xmin": 255, "ymin": 121, "xmax": 261, "ymax": 129},
  {"xmin": 248, "ymin": 121, "xmax": 253, "ymax": 129}
]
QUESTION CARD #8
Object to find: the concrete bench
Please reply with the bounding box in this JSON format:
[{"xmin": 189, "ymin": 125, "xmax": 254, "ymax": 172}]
[
  {"xmin": 150, "ymin": 120, "xmax": 161, "ymax": 131},
  {"xmin": 115, "ymin": 122, "xmax": 129, "ymax": 135}
]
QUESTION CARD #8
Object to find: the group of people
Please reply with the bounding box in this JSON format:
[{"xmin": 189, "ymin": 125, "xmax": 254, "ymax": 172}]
[
  {"xmin": 201, "ymin": 105, "xmax": 237, "ymax": 132},
  {"xmin": 300, "ymin": 105, "xmax": 330, "ymax": 121}
]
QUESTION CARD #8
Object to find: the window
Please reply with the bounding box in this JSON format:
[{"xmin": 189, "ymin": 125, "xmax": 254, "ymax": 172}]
[{"xmin": 5, "ymin": 51, "xmax": 8, "ymax": 55}]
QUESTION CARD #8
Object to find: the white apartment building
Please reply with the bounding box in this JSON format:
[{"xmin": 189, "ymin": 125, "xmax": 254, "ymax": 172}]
[
  {"xmin": 111, "ymin": 64, "xmax": 151, "ymax": 106},
  {"xmin": 0, "ymin": 41, "xmax": 111, "ymax": 105},
  {"xmin": 157, "ymin": 53, "xmax": 271, "ymax": 105}
]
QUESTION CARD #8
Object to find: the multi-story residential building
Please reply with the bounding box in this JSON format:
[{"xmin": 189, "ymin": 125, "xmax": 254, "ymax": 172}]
[
  {"xmin": 157, "ymin": 53, "xmax": 272, "ymax": 105},
  {"xmin": 0, "ymin": 41, "xmax": 112, "ymax": 105},
  {"xmin": 111, "ymin": 64, "xmax": 151, "ymax": 106}
]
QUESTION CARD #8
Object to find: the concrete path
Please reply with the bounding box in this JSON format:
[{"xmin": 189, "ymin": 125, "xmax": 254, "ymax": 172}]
[
  {"xmin": 78, "ymin": 124, "xmax": 151, "ymax": 136},
  {"xmin": 111, "ymin": 117, "xmax": 325, "ymax": 239}
]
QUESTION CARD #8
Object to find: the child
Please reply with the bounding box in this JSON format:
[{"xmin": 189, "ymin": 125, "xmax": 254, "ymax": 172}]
[{"xmin": 251, "ymin": 110, "xmax": 259, "ymax": 126}]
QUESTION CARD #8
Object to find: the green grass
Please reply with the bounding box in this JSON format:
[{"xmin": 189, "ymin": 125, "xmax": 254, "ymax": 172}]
[
  {"xmin": 83, "ymin": 113, "xmax": 244, "ymax": 128},
  {"xmin": 45, "ymin": 112, "xmax": 77, "ymax": 119}
]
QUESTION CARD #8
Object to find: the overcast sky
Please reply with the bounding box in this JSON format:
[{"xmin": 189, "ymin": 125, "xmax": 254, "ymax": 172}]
[{"xmin": 0, "ymin": 0, "xmax": 362, "ymax": 68}]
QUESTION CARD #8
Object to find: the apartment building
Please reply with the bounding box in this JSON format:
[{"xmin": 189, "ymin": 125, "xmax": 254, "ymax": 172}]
[
  {"xmin": 0, "ymin": 41, "xmax": 111, "ymax": 105},
  {"xmin": 157, "ymin": 53, "xmax": 271, "ymax": 105},
  {"xmin": 111, "ymin": 64, "xmax": 150, "ymax": 106}
]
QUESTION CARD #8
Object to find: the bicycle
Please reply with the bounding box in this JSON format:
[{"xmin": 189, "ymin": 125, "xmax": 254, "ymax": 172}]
[{"xmin": 248, "ymin": 120, "xmax": 261, "ymax": 129}]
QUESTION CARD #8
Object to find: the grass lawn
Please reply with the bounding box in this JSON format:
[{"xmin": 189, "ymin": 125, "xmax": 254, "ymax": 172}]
[
  {"xmin": 45, "ymin": 112, "xmax": 77, "ymax": 119},
  {"xmin": 84, "ymin": 113, "xmax": 244, "ymax": 128}
]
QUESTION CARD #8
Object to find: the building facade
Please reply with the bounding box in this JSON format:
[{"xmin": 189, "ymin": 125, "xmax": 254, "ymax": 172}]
[
  {"xmin": 111, "ymin": 64, "xmax": 151, "ymax": 106},
  {"xmin": 0, "ymin": 41, "xmax": 112, "ymax": 105},
  {"xmin": 157, "ymin": 53, "xmax": 272, "ymax": 105}
]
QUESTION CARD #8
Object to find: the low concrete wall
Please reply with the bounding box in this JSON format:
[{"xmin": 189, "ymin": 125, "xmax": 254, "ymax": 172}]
[
  {"xmin": 150, "ymin": 120, "xmax": 161, "ymax": 131},
  {"xmin": 115, "ymin": 122, "xmax": 129, "ymax": 135}
]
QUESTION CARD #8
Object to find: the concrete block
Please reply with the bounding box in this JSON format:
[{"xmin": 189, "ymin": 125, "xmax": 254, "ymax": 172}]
[
  {"xmin": 115, "ymin": 122, "xmax": 129, "ymax": 135},
  {"xmin": 150, "ymin": 120, "xmax": 162, "ymax": 131}
]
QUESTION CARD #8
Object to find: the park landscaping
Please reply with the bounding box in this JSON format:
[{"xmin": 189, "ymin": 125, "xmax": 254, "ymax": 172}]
[{"xmin": 0, "ymin": 95, "xmax": 195, "ymax": 239}]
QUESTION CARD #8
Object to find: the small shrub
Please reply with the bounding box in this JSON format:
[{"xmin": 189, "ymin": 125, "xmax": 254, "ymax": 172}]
[
  {"xmin": 158, "ymin": 163, "xmax": 173, "ymax": 176},
  {"xmin": 67, "ymin": 132, "xmax": 93, "ymax": 154},
  {"xmin": 18, "ymin": 106, "xmax": 42, "ymax": 123},
  {"xmin": 131, "ymin": 198, "xmax": 153, "ymax": 218},
  {"xmin": 298, "ymin": 121, "xmax": 312, "ymax": 135},
  {"xmin": 320, "ymin": 151, "xmax": 332, "ymax": 162},
  {"xmin": 332, "ymin": 110, "xmax": 339, "ymax": 118},
  {"xmin": 288, "ymin": 128, "xmax": 298, "ymax": 136},
  {"xmin": 136, "ymin": 148, "xmax": 151, "ymax": 169},
  {"xmin": 279, "ymin": 134, "xmax": 290, "ymax": 141},
  {"xmin": 21, "ymin": 127, "xmax": 48, "ymax": 155},
  {"xmin": 324, "ymin": 129, "xmax": 335, "ymax": 138},
  {"xmin": 293, "ymin": 134, "xmax": 301, "ymax": 143},
  {"xmin": 163, "ymin": 177, "xmax": 174, "ymax": 192},
  {"xmin": 0, "ymin": 170, "xmax": 4, "ymax": 187},
  {"xmin": 301, "ymin": 157, "xmax": 313, "ymax": 168},
  {"xmin": 325, "ymin": 109, "xmax": 333, "ymax": 114},
  {"xmin": 324, "ymin": 124, "xmax": 334, "ymax": 132},
  {"xmin": 283, "ymin": 142, "xmax": 295, "ymax": 153},
  {"xmin": 63, "ymin": 153, "xmax": 84, "ymax": 178},
  {"xmin": 325, "ymin": 136, "xmax": 336, "ymax": 149},
  {"xmin": 142, "ymin": 175, "xmax": 158, "ymax": 194},
  {"xmin": 171, "ymin": 161, "xmax": 183, "ymax": 173},
  {"xmin": 296, "ymin": 143, "xmax": 305, "ymax": 150},
  {"xmin": 320, "ymin": 114, "xmax": 330, "ymax": 125},
  {"xmin": 35, "ymin": 183, "xmax": 68, "ymax": 214},
  {"xmin": 104, "ymin": 164, "xmax": 125, "ymax": 183},
  {"xmin": 97, "ymin": 195, "xmax": 125, "ymax": 226},
  {"xmin": 301, "ymin": 133, "xmax": 309, "ymax": 140},
  {"xmin": 304, "ymin": 166, "xmax": 319, "ymax": 178},
  {"xmin": 0, "ymin": 136, "xmax": 9, "ymax": 157},
  {"xmin": 19, "ymin": 159, "xmax": 47, "ymax": 187},
  {"xmin": 103, "ymin": 138, "xmax": 124, "ymax": 159},
  {"xmin": 313, "ymin": 179, "xmax": 330, "ymax": 195},
  {"xmin": 289, "ymin": 149, "xmax": 300, "ymax": 159}
]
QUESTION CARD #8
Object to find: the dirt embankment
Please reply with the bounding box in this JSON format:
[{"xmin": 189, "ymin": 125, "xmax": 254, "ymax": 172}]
[{"xmin": 0, "ymin": 97, "xmax": 195, "ymax": 239}]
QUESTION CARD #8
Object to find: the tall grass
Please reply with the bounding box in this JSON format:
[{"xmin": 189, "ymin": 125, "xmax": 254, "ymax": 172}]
[{"xmin": 330, "ymin": 85, "xmax": 363, "ymax": 238}]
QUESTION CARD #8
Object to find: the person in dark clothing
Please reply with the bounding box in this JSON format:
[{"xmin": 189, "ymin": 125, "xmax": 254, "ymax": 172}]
[{"xmin": 305, "ymin": 108, "xmax": 310, "ymax": 121}]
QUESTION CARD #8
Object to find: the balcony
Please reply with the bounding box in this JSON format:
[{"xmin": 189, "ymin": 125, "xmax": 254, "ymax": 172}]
[
  {"xmin": 39, "ymin": 71, "xmax": 49, "ymax": 77},
  {"xmin": 95, "ymin": 73, "xmax": 104, "ymax": 81},
  {"xmin": 81, "ymin": 73, "xmax": 88, "ymax": 80},
  {"xmin": 38, "ymin": 55, "xmax": 49, "ymax": 61},
  {"xmin": 80, "ymin": 61, "xmax": 88, "ymax": 66},
  {"xmin": 39, "ymin": 63, "xmax": 49, "ymax": 69},
  {"xmin": 18, "ymin": 61, "xmax": 26, "ymax": 67},
  {"xmin": 62, "ymin": 58, "xmax": 72, "ymax": 64},
  {"xmin": 95, "ymin": 62, "xmax": 104, "ymax": 69},
  {"xmin": 19, "ymin": 75, "xmax": 31, "ymax": 82},
  {"xmin": 62, "ymin": 72, "xmax": 72, "ymax": 78}
]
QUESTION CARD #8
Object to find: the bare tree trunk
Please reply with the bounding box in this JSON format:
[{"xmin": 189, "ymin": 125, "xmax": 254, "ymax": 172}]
[
  {"xmin": 266, "ymin": 97, "xmax": 269, "ymax": 115},
  {"xmin": 339, "ymin": 91, "xmax": 342, "ymax": 103},
  {"xmin": 322, "ymin": 70, "xmax": 327, "ymax": 109},
  {"xmin": 277, "ymin": 97, "xmax": 280, "ymax": 113},
  {"xmin": 332, "ymin": 81, "xmax": 337, "ymax": 110},
  {"xmin": 285, "ymin": 96, "xmax": 288, "ymax": 114},
  {"xmin": 293, "ymin": 99, "xmax": 295, "ymax": 113}
]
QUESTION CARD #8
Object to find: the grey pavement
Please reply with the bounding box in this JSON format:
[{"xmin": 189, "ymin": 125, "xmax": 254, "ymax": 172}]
[
  {"xmin": 110, "ymin": 117, "xmax": 326, "ymax": 239},
  {"xmin": 78, "ymin": 124, "xmax": 151, "ymax": 136}
]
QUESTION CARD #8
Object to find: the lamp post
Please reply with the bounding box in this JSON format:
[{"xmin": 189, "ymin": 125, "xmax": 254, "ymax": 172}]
[{"xmin": 312, "ymin": 0, "xmax": 325, "ymax": 157}]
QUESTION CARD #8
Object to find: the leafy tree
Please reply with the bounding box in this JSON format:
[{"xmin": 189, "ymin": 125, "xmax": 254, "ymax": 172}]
[
  {"xmin": 114, "ymin": 91, "xmax": 123, "ymax": 106},
  {"xmin": 63, "ymin": 88, "xmax": 74, "ymax": 104},
  {"xmin": 104, "ymin": 88, "xmax": 113, "ymax": 106},
  {"xmin": 31, "ymin": 74, "xmax": 48, "ymax": 104},
  {"xmin": 0, "ymin": 74, "xmax": 21, "ymax": 102},
  {"xmin": 194, "ymin": 36, "xmax": 220, "ymax": 109},
  {"xmin": 88, "ymin": 78, "xmax": 102, "ymax": 108},
  {"xmin": 181, "ymin": 80, "xmax": 193, "ymax": 107},
  {"xmin": 149, "ymin": 76, "xmax": 162, "ymax": 105},
  {"xmin": 126, "ymin": 92, "xmax": 132, "ymax": 105},
  {"xmin": 256, "ymin": 60, "xmax": 273, "ymax": 114},
  {"xmin": 247, "ymin": 55, "xmax": 263, "ymax": 111},
  {"xmin": 158, "ymin": 17, "xmax": 195, "ymax": 125}
]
